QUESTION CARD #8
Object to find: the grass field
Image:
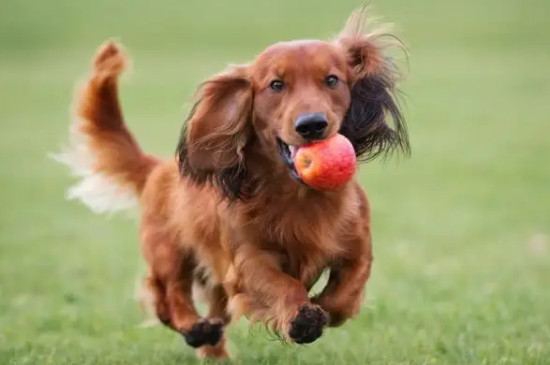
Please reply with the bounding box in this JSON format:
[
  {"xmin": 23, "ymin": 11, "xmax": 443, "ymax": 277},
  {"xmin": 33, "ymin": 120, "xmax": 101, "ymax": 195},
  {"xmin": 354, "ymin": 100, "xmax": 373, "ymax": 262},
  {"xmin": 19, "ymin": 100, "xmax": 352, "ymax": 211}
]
[{"xmin": 1, "ymin": 0, "xmax": 550, "ymax": 364}]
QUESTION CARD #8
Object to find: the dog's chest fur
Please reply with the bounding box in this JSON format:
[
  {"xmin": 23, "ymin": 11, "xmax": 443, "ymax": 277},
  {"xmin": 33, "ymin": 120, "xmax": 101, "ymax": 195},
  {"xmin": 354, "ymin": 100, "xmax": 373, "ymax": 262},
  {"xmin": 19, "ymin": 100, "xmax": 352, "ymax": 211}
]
[{"xmin": 232, "ymin": 182, "xmax": 358, "ymax": 284}]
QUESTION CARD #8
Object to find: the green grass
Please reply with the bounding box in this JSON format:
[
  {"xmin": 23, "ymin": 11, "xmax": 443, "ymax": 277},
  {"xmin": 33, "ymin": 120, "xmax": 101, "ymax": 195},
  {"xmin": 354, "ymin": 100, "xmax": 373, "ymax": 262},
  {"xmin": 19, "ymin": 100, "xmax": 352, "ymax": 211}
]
[{"xmin": 1, "ymin": 0, "xmax": 549, "ymax": 364}]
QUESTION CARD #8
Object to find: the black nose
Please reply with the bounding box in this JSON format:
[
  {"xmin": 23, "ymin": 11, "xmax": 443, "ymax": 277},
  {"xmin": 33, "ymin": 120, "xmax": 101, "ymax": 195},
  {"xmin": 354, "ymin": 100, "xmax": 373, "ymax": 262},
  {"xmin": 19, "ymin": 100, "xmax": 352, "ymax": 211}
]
[{"xmin": 295, "ymin": 112, "xmax": 328, "ymax": 140}]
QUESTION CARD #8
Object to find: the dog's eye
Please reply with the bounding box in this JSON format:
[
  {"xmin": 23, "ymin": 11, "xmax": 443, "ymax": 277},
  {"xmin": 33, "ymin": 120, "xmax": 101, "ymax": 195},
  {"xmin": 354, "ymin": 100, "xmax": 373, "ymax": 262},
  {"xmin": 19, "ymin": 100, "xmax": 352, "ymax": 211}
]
[
  {"xmin": 269, "ymin": 79, "xmax": 285, "ymax": 92},
  {"xmin": 324, "ymin": 75, "xmax": 339, "ymax": 89}
]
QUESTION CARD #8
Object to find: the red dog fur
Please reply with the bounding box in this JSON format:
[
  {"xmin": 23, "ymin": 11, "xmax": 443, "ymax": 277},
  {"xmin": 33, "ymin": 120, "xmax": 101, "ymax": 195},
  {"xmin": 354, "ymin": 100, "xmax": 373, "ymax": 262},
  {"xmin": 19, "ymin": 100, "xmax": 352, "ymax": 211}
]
[{"xmin": 57, "ymin": 9, "xmax": 408, "ymax": 359}]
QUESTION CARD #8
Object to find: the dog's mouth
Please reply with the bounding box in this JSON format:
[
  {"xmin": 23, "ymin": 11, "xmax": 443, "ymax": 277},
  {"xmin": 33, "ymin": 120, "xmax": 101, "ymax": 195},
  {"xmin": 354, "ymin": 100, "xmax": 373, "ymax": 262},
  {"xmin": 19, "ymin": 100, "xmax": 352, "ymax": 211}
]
[{"xmin": 276, "ymin": 138, "xmax": 302, "ymax": 183}]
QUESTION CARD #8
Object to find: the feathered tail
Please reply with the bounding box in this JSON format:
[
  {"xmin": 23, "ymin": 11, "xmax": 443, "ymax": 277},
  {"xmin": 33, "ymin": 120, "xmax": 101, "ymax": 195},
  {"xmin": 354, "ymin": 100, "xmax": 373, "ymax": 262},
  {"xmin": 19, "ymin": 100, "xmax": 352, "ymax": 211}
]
[{"xmin": 54, "ymin": 41, "xmax": 158, "ymax": 213}]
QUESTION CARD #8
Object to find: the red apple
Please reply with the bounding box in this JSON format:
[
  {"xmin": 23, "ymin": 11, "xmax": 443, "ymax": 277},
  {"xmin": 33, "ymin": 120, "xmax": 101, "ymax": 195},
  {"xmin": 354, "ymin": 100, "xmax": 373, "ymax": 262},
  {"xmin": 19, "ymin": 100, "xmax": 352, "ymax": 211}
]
[{"xmin": 294, "ymin": 134, "xmax": 356, "ymax": 190}]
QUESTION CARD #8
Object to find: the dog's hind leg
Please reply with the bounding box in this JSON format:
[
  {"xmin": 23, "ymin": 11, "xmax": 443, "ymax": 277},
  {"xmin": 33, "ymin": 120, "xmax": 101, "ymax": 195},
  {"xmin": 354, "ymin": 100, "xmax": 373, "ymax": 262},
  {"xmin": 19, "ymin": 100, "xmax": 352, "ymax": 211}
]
[
  {"xmin": 204, "ymin": 284, "xmax": 230, "ymax": 324},
  {"xmin": 143, "ymin": 275, "xmax": 172, "ymax": 327}
]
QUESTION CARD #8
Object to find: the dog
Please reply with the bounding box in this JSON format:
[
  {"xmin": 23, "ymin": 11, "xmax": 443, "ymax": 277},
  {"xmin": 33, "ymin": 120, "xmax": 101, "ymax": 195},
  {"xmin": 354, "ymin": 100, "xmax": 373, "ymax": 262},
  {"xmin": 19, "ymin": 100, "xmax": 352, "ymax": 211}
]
[{"xmin": 56, "ymin": 8, "xmax": 409, "ymax": 359}]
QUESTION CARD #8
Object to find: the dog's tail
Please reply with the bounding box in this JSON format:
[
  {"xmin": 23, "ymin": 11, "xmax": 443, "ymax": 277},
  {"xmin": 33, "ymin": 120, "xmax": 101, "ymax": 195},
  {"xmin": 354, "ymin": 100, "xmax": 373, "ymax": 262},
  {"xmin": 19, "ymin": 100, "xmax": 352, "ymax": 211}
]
[{"xmin": 54, "ymin": 41, "xmax": 159, "ymax": 214}]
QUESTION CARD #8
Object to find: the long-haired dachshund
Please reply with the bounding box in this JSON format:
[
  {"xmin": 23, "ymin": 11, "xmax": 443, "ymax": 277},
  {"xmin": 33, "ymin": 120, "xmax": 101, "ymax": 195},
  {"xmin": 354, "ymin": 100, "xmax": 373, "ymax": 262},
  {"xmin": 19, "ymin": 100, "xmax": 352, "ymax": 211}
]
[{"xmin": 57, "ymin": 8, "xmax": 409, "ymax": 359}]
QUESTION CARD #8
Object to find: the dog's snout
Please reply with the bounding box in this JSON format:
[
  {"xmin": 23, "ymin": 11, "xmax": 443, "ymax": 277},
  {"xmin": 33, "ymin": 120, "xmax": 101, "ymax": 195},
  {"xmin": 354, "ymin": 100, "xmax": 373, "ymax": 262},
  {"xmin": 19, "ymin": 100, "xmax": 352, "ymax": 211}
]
[{"xmin": 295, "ymin": 112, "xmax": 328, "ymax": 140}]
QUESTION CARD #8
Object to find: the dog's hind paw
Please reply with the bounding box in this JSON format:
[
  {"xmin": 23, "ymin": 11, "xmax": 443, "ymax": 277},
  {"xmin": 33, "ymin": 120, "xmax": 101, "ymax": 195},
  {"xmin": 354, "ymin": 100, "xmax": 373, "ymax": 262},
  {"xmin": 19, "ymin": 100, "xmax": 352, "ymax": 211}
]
[
  {"xmin": 181, "ymin": 318, "xmax": 224, "ymax": 348},
  {"xmin": 288, "ymin": 304, "xmax": 328, "ymax": 344}
]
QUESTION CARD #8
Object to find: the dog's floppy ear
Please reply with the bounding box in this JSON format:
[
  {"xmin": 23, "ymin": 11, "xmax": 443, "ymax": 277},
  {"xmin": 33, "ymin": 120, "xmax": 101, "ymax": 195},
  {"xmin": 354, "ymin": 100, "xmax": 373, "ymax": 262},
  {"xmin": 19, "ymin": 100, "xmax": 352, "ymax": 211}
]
[
  {"xmin": 176, "ymin": 65, "xmax": 253, "ymax": 199},
  {"xmin": 337, "ymin": 8, "xmax": 410, "ymax": 161}
]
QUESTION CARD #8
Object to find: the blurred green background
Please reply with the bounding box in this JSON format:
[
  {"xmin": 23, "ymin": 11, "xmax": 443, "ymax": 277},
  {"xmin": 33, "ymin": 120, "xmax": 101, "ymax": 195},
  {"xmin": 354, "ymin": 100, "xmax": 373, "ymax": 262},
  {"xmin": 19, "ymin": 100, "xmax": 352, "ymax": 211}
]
[{"xmin": 1, "ymin": 0, "xmax": 549, "ymax": 364}]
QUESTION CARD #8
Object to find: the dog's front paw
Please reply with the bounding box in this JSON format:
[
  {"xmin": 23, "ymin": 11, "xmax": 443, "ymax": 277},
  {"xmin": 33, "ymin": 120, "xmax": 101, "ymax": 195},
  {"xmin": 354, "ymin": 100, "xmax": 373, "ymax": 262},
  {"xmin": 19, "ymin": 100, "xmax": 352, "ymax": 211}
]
[
  {"xmin": 288, "ymin": 304, "xmax": 328, "ymax": 344},
  {"xmin": 181, "ymin": 318, "xmax": 224, "ymax": 348}
]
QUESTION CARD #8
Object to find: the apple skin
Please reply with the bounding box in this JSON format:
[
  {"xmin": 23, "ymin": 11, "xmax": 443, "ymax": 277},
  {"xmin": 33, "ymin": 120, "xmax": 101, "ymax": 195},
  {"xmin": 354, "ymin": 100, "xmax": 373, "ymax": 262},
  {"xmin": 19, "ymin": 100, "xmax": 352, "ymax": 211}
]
[{"xmin": 293, "ymin": 134, "xmax": 357, "ymax": 190}]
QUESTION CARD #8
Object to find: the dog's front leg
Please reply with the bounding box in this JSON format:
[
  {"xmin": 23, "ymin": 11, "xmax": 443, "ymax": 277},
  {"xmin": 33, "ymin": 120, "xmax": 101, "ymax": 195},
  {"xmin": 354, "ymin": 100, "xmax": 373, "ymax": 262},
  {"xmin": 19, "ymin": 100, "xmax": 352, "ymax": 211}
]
[
  {"xmin": 233, "ymin": 244, "xmax": 328, "ymax": 344},
  {"xmin": 313, "ymin": 231, "xmax": 373, "ymax": 327}
]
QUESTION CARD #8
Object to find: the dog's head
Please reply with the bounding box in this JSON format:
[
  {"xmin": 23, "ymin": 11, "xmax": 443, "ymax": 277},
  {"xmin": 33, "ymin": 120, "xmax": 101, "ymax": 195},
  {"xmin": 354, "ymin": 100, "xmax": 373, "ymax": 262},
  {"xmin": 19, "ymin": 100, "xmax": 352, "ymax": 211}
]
[{"xmin": 177, "ymin": 9, "xmax": 409, "ymax": 199}]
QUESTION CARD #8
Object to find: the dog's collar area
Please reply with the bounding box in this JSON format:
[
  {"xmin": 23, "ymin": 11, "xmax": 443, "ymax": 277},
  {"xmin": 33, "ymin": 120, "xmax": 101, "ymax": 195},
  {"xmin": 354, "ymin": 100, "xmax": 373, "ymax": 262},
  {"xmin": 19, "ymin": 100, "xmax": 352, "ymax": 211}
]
[{"xmin": 276, "ymin": 138, "xmax": 303, "ymax": 184}]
